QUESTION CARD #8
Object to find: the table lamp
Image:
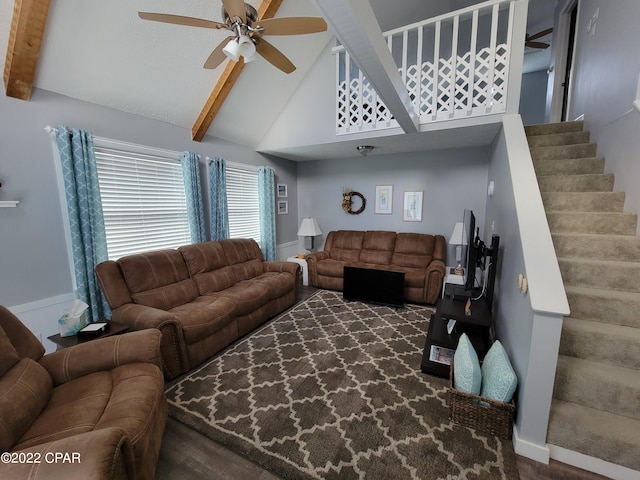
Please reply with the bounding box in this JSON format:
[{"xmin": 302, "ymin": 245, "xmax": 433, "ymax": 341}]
[
  {"xmin": 449, "ymin": 222, "xmax": 467, "ymax": 274},
  {"xmin": 297, "ymin": 218, "xmax": 322, "ymax": 253}
]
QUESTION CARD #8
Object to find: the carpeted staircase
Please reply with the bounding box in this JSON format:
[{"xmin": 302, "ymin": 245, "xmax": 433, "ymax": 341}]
[{"xmin": 525, "ymin": 121, "xmax": 640, "ymax": 473}]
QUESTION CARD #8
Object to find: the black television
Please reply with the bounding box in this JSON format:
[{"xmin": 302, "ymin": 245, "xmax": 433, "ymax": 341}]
[{"xmin": 463, "ymin": 209, "xmax": 482, "ymax": 292}]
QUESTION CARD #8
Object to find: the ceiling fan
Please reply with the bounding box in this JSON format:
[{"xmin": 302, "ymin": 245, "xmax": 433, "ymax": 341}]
[
  {"xmin": 138, "ymin": 0, "xmax": 327, "ymax": 74},
  {"xmin": 525, "ymin": 27, "xmax": 553, "ymax": 50}
]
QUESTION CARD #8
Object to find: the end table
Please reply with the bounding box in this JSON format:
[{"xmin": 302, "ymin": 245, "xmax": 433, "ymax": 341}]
[{"xmin": 47, "ymin": 320, "xmax": 129, "ymax": 350}]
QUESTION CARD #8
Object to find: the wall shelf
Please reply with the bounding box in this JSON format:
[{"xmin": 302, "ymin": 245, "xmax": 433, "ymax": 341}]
[{"xmin": 0, "ymin": 201, "xmax": 19, "ymax": 207}]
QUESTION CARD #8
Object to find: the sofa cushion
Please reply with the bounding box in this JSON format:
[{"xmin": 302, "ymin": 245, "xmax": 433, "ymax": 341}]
[
  {"xmin": 389, "ymin": 266, "xmax": 426, "ymax": 288},
  {"xmin": 168, "ymin": 296, "xmax": 236, "ymax": 344},
  {"xmin": 0, "ymin": 358, "xmax": 52, "ymax": 452},
  {"xmin": 219, "ymin": 239, "xmax": 265, "ymax": 281},
  {"xmin": 0, "ymin": 306, "xmax": 45, "ymax": 361},
  {"xmin": 219, "ymin": 281, "xmax": 271, "ymax": 316},
  {"xmin": 0, "ymin": 324, "xmax": 20, "ymax": 376},
  {"xmin": 316, "ymin": 258, "xmax": 346, "ymax": 278},
  {"xmin": 179, "ymin": 242, "xmax": 238, "ymax": 294},
  {"xmin": 327, "ymin": 231, "xmax": 364, "ymax": 263},
  {"xmin": 118, "ymin": 249, "xmax": 199, "ymax": 310},
  {"xmin": 391, "ymin": 233, "xmax": 435, "ymax": 268},
  {"xmin": 359, "ymin": 231, "xmax": 395, "ymax": 265},
  {"xmin": 252, "ymin": 272, "xmax": 295, "ymax": 300},
  {"xmin": 14, "ymin": 363, "xmax": 163, "ymax": 453}
]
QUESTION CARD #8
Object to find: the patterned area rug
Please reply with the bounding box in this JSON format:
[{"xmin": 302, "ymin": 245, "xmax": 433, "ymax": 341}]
[{"xmin": 166, "ymin": 290, "xmax": 520, "ymax": 480}]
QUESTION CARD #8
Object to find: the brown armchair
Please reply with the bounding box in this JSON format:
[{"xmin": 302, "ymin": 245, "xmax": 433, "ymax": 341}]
[{"xmin": 0, "ymin": 305, "xmax": 167, "ymax": 480}]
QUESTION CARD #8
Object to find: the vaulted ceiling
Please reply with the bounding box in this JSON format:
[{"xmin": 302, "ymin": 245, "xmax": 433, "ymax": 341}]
[{"xmin": 1, "ymin": 0, "xmax": 556, "ymax": 158}]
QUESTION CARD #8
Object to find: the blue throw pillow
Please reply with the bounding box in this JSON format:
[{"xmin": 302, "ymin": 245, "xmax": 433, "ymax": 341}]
[
  {"xmin": 453, "ymin": 333, "xmax": 482, "ymax": 395},
  {"xmin": 481, "ymin": 340, "xmax": 517, "ymax": 403}
]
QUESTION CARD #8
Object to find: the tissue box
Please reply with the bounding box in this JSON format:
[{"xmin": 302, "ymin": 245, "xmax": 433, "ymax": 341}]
[{"xmin": 58, "ymin": 310, "xmax": 88, "ymax": 337}]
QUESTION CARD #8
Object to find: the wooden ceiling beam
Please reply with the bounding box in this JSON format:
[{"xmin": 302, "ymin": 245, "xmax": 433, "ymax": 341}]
[
  {"xmin": 191, "ymin": 0, "xmax": 283, "ymax": 142},
  {"xmin": 4, "ymin": 0, "xmax": 51, "ymax": 100}
]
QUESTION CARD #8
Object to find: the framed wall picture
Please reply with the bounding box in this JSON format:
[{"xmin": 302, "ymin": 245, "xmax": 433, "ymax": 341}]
[
  {"xmin": 403, "ymin": 191, "xmax": 423, "ymax": 222},
  {"xmin": 277, "ymin": 184, "xmax": 288, "ymax": 198},
  {"xmin": 375, "ymin": 185, "xmax": 393, "ymax": 214},
  {"xmin": 277, "ymin": 200, "xmax": 288, "ymax": 215}
]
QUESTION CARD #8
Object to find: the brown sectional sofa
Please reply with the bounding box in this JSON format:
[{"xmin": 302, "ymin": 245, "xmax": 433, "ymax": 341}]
[
  {"xmin": 96, "ymin": 238, "xmax": 299, "ymax": 380},
  {"xmin": 306, "ymin": 230, "xmax": 446, "ymax": 304},
  {"xmin": 0, "ymin": 305, "xmax": 166, "ymax": 480}
]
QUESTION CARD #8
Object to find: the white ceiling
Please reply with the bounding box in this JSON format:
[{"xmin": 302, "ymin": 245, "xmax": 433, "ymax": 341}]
[{"xmin": 0, "ymin": 0, "xmax": 556, "ymax": 160}]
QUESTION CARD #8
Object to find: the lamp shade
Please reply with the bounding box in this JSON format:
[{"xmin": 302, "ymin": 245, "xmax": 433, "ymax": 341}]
[
  {"xmin": 222, "ymin": 39, "xmax": 240, "ymax": 62},
  {"xmin": 297, "ymin": 218, "xmax": 322, "ymax": 237},
  {"xmin": 449, "ymin": 222, "xmax": 467, "ymax": 246},
  {"xmin": 237, "ymin": 34, "xmax": 256, "ymax": 58}
]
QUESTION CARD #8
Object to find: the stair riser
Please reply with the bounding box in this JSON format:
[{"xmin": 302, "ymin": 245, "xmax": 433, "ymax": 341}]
[
  {"xmin": 537, "ymin": 174, "xmax": 614, "ymax": 192},
  {"xmin": 530, "ymin": 144, "xmax": 598, "ymax": 161},
  {"xmin": 566, "ymin": 289, "xmax": 640, "ymax": 328},
  {"xmin": 547, "ymin": 212, "xmax": 638, "ymax": 235},
  {"xmin": 534, "ymin": 157, "xmax": 605, "ymax": 176},
  {"xmin": 525, "ymin": 121, "xmax": 584, "ymax": 136},
  {"xmin": 527, "ymin": 131, "xmax": 590, "ymax": 148},
  {"xmin": 559, "ymin": 259, "xmax": 640, "ymax": 293},
  {"xmin": 554, "ymin": 357, "xmax": 640, "ymax": 419},
  {"xmin": 542, "ymin": 192, "xmax": 625, "ymax": 213},
  {"xmin": 552, "ymin": 234, "xmax": 640, "ymax": 262},
  {"xmin": 559, "ymin": 322, "xmax": 640, "ymax": 369}
]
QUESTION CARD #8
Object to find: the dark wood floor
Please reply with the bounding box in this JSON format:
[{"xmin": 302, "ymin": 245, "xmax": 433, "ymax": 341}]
[{"xmin": 155, "ymin": 286, "xmax": 609, "ymax": 480}]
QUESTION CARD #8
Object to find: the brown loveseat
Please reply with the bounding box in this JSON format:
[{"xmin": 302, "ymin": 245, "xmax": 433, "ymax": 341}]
[
  {"xmin": 306, "ymin": 230, "xmax": 446, "ymax": 304},
  {"xmin": 0, "ymin": 306, "xmax": 166, "ymax": 480},
  {"xmin": 96, "ymin": 238, "xmax": 299, "ymax": 380}
]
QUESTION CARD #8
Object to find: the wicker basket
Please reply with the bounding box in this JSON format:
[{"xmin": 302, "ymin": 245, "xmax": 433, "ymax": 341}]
[{"xmin": 448, "ymin": 362, "xmax": 515, "ymax": 439}]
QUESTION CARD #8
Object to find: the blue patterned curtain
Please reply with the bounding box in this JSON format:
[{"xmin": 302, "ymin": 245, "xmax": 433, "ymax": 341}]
[
  {"xmin": 208, "ymin": 157, "xmax": 229, "ymax": 241},
  {"xmin": 55, "ymin": 126, "xmax": 110, "ymax": 322},
  {"xmin": 180, "ymin": 151, "xmax": 206, "ymax": 243},
  {"xmin": 258, "ymin": 166, "xmax": 277, "ymax": 261}
]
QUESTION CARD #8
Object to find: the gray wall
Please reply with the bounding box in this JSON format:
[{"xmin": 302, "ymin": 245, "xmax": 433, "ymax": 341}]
[
  {"xmin": 0, "ymin": 89, "xmax": 298, "ymax": 308},
  {"xmin": 519, "ymin": 70, "xmax": 548, "ymax": 126},
  {"xmin": 566, "ymin": 0, "xmax": 640, "ymax": 234},
  {"xmin": 296, "ymin": 146, "xmax": 491, "ymax": 262}
]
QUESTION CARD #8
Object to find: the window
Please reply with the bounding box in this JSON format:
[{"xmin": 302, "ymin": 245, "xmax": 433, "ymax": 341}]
[
  {"xmin": 226, "ymin": 164, "xmax": 261, "ymax": 244},
  {"xmin": 94, "ymin": 141, "xmax": 191, "ymax": 260}
]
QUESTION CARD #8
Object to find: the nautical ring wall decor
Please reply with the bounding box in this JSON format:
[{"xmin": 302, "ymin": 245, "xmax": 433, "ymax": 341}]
[{"xmin": 342, "ymin": 189, "xmax": 366, "ymax": 215}]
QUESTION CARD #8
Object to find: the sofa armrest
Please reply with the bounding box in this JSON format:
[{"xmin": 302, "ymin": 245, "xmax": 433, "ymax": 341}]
[
  {"xmin": 305, "ymin": 251, "xmax": 330, "ymax": 286},
  {"xmin": 263, "ymin": 261, "xmax": 299, "ymax": 276},
  {"xmin": 424, "ymin": 259, "xmax": 446, "ymax": 304},
  {"xmin": 1, "ymin": 428, "xmax": 135, "ymax": 480},
  {"xmin": 40, "ymin": 329, "xmax": 163, "ymax": 386}
]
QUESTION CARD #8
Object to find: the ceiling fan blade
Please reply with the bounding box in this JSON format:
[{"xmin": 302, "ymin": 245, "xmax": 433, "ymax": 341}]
[
  {"xmin": 526, "ymin": 41, "xmax": 550, "ymax": 49},
  {"xmin": 138, "ymin": 12, "xmax": 226, "ymax": 29},
  {"xmin": 222, "ymin": 0, "xmax": 246, "ymax": 23},
  {"xmin": 204, "ymin": 38, "xmax": 232, "ymax": 69},
  {"xmin": 255, "ymin": 17, "xmax": 328, "ymax": 36},
  {"xmin": 256, "ymin": 38, "xmax": 296, "ymax": 74},
  {"xmin": 527, "ymin": 27, "xmax": 553, "ymax": 41}
]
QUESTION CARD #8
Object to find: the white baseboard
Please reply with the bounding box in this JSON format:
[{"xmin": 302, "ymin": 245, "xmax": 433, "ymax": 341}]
[
  {"xmin": 512, "ymin": 426, "xmax": 550, "ymax": 464},
  {"xmin": 549, "ymin": 445, "xmax": 640, "ymax": 480},
  {"xmin": 9, "ymin": 293, "xmax": 76, "ymax": 353}
]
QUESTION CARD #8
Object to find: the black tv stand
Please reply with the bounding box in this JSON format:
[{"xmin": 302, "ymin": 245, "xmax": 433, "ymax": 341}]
[{"xmin": 421, "ymin": 284, "xmax": 494, "ymax": 378}]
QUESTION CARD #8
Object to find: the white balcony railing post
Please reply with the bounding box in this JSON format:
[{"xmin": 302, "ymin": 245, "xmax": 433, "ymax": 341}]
[{"xmin": 333, "ymin": 0, "xmax": 526, "ymax": 134}]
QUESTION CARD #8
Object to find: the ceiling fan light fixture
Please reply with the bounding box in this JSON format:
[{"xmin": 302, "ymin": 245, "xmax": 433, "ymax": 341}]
[
  {"xmin": 222, "ymin": 38, "xmax": 240, "ymax": 61},
  {"xmin": 238, "ymin": 34, "xmax": 256, "ymax": 58}
]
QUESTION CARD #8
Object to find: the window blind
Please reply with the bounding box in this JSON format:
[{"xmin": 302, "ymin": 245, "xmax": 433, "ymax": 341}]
[
  {"xmin": 226, "ymin": 165, "xmax": 261, "ymax": 244},
  {"xmin": 94, "ymin": 146, "xmax": 191, "ymax": 260}
]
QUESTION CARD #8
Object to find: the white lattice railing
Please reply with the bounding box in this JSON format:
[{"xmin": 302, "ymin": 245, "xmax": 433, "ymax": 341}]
[{"xmin": 334, "ymin": 0, "xmax": 524, "ymax": 134}]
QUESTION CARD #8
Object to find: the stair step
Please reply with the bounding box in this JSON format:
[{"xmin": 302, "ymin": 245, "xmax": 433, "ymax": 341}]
[
  {"xmin": 542, "ymin": 192, "xmax": 625, "ymax": 213},
  {"xmin": 547, "ymin": 399, "xmax": 640, "ymax": 471},
  {"xmin": 534, "ymin": 157, "xmax": 605, "ymax": 176},
  {"xmin": 560, "ymin": 319, "xmax": 640, "ymax": 370},
  {"xmin": 537, "ymin": 173, "xmax": 614, "ymax": 192},
  {"xmin": 525, "ymin": 121, "xmax": 585, "ymax": 136},
  {"xmin": 566, "ymin": 286, "xmax": 640, "ymax": 328},
  {"xmin": 558, "ymin": 257, "xmax": 640, "ymax": 293},
  {"xmin": 530, "ymin": 143, "xmax": 598, "ymax": 161},
  {"xmin": 547, "ymin": 211, "xmax": 638, "ymax": 235},
  {"xmin": 552, "ymin": 233, "xmax": 640, "ymax": 261},
  {"xmin": 554, "ymin": 356, "xmax": 640, "ymax": 419},
  {"xmin": 526, "ymin": 130, "xmax": 590, "ymax": 148}
]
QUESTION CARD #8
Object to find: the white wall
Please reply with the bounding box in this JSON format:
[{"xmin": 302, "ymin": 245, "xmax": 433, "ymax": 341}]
[
  {"xmin": 296, "ymin": 146, "xmax": 490, "ymax": 260},
  {"xmin": 565, "ymin": 0, "xmax": 640, "ymax": 233},
  {"xmin": 519, "ymin": 70, "xmax": 549, "ymax": 126}
]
